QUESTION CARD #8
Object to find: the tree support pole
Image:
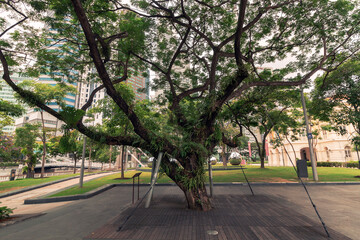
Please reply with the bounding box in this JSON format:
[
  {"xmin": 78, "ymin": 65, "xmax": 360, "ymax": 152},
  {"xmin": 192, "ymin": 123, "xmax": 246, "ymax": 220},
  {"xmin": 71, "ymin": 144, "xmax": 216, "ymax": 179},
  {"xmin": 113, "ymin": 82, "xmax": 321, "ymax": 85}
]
[
  {"xmin": 79, "ymin": 136, "xmax": 87, "ymax": 188},
  {"xmin": 208, "ymin": 160, "xmax": 213, "ymax": 197},
  {"xmin": 145, "ymin": 152, "xmax": 163, "ymax": 208},
  {"xmin": 300, "ymin": 88, "xmax": 319, "ymax": 181}
]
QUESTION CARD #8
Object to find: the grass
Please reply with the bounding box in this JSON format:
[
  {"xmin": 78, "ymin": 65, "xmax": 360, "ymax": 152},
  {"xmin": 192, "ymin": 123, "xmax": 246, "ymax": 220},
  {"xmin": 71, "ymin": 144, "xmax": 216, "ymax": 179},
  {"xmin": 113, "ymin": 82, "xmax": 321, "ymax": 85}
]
[
  {"xmin": 0, "ymin": 172, "xmax": 95, "ymax": 194},
  {"xmin": 48, "ymin": 166, "xmax": 360, "ymax": 198}
]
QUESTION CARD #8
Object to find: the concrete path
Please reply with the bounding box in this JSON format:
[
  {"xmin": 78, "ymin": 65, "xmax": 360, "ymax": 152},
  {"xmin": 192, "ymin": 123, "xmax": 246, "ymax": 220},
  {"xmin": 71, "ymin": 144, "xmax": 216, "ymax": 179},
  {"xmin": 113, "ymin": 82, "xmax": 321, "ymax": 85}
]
[
  {"xmin": 0, "ymin": 185, "xmax": 141, "ymax": 240},
  {"xmin": 0, "ymin": 171, "xmax": 118, "ymax": 215}
]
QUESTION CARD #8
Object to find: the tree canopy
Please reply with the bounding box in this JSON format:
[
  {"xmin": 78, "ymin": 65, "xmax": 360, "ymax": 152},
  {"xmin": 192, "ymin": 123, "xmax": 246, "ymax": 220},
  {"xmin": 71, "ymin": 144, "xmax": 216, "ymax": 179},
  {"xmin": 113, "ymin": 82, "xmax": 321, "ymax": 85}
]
[
  {"xmin": 1, "ymin": 0, "xmax": 360, "ymax": 210},
  {"xmin": 312, "ymin": 55, "xmax": 360, "ymax": 146}
]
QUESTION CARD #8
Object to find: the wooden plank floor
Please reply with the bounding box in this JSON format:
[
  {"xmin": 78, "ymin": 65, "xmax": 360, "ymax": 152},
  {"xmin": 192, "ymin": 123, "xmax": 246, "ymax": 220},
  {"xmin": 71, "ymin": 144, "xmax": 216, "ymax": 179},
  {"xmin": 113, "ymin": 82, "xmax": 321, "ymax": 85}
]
[{"xmin": 85, "ymin": 194, "xmax": 350, "ymax": 240}]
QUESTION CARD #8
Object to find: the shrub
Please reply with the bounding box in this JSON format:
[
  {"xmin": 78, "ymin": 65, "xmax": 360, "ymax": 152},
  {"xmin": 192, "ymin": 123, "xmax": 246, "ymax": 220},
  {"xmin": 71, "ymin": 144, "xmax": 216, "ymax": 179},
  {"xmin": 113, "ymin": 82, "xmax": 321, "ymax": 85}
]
[
  {"xmin": 230, "ymin": 158, "xmax": 241, "ymax": 165},
  {"xmin": 346, "ymin": 161, "xmax": 359, "ymax": 168},
  {"xmin": 147, "ymin": 162, "xmax": 153, "ymax": 168},
  {"xmin": 210, "ymin": 160, "xmax": 217, "ymax": 165},
  {"xmin": 0, "ymin": 203, "xmax": 14, "ymax": 220},
  {"xmin": 306, "ymin": 161, "xmax": 358, "ymax": 168}
]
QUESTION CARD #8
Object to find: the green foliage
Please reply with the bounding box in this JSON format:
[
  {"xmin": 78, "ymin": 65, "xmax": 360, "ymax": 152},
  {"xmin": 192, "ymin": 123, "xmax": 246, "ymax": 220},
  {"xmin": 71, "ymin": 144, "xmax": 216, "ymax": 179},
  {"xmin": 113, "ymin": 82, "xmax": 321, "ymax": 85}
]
[
  {"xmin": 306, "ymin": 161, "xmax": 359, "ymax": 168},
  {"xmin": 58, "ymin": 130, "xmax": 82, "ymax": 155},
  {"xmin": 0, "ymin": 99, "xmax": 24, "ymax": 117},
  {"xmin": 0, "ymin": 134, "xmax": 21, "ymax": 163},
  {"xmin": 0, "ymin": 203, "xmax": 14, "ymax": 220},
  {"xmin": 230, "ymin": 158, "xmax": 241, "ymax": 166},
  {"xmin": 179, "ymin": 167, "xmax": 205, "ymax": 191},
  {"xmin": 311, "ymin": 56, "xmax": 360, "ymax": 140},
  {"xmin": 2, "ymin": 0, "xmax": 360, "ymax": 206},
  {"xmin": 59, "ymin": 107, "xmax": 85, "ymax": 128},
  {"xmin": 14, "ymin": 123, "xmax": 39, "ymax": 156}
]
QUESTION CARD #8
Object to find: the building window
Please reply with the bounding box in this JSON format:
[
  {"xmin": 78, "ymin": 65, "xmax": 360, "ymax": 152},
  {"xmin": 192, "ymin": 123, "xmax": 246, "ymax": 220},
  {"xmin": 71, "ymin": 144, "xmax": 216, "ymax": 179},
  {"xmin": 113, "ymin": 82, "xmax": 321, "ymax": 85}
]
[{"xmin": 345, "ymin": 146, "xmax": 352, "ymax": 158}]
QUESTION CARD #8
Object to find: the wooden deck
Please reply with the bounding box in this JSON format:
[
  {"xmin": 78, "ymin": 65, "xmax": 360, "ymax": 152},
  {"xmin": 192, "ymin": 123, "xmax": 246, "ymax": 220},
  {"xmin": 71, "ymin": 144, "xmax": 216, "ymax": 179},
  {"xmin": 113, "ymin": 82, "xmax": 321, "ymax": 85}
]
[{"xmin": 85, "ymin": 193, "xmax": 349, "ymax": 240}]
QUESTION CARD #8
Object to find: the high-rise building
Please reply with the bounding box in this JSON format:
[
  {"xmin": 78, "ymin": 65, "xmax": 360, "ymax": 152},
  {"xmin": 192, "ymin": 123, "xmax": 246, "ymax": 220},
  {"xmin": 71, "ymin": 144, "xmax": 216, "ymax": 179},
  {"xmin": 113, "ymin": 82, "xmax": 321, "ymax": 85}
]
[
  {"xmin": 0, "ymin": 73, "xmax": 28, "ymax": 133},
  {"xmin": 76, "ymin": 70, "xmax": 150, "ymax": 125},
  {"xmin": 14, "ymin": 74, "xmax": 77, "ymax": 135}
]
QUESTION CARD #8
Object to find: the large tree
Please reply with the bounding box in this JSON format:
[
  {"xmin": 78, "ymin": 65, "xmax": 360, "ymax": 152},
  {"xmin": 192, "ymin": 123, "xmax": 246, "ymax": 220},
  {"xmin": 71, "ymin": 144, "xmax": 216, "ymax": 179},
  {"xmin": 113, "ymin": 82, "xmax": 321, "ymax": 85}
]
[{"xmin": 1, "ymin": 0, "xmax": 360, "ymax": 210}]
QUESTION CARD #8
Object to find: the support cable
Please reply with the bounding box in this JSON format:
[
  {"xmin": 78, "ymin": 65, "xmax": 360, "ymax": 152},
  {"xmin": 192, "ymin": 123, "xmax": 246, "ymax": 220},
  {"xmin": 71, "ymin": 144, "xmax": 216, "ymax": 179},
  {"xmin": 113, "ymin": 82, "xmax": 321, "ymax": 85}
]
[
  {"xmin": 117, "ymin": 186, "xmax": 153, "ymax": 231},
  {"xmin": 118, "ymin": 152, "xmax": 163, "ymax": 231},
  {"xmin": 266, "ymin": 112, "xmax": 330, "ymax": 238}
]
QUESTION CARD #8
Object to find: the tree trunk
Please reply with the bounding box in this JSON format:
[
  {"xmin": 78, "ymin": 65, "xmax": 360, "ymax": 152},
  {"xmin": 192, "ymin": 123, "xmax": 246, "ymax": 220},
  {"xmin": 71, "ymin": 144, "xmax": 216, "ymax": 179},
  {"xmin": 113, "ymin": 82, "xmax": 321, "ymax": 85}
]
[
  {"xmin": 40, "ymin": 110, "xmax": 46, "ymax": 178},
  {"xmin": 121, "ymin": 145, "xmax": 125, "ymax": 178},
  {"xmin": 221, "ymin": 143, "xmax": 227, "ymax": 168},
  {"xmin": 26, "ymin": 154, "xmax": 35, "ymax": 178},
  {"xmin": 88, "ymin": 145, "xmax": 92, "ymax": 172},
  {"xmin": 167, "ymin": 153, "xmax": 213, "ymax": 211},
  {"xmin": 182, "ymin": 183, "xmax": 212, "ymax": 211},
  {"xmin": 109, "ymin": 145, "xmax": 112, "ymax": 170},
  {"xmin": 73, "ymin": 154, "xmax": 77, "ymax": 174}
]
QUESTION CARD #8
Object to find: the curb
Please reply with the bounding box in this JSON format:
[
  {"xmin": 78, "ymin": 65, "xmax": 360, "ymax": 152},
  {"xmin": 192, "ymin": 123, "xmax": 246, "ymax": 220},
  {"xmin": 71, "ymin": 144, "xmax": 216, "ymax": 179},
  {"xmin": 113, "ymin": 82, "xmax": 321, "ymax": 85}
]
[
  {"xmin": 0, "ymin": 213, "xmax": 46, "ymax": 228},
  {"xmin": 24, "ymin": 184, "xmax": 117, "ymax": 204},
  {"xmin": 23, "ymin": 181, "xmax": 360, "ymax": 204},
  {"xmin": 0, "ymin": 171, "xmax": 118, "ymax": 199}
]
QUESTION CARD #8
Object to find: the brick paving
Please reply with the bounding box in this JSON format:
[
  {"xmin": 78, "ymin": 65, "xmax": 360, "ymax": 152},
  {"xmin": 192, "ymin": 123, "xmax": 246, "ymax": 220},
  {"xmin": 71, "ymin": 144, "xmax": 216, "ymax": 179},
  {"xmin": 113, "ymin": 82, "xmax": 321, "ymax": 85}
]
[{"xmin": 85, "ymin": 192, "xmax": 349, "ymax": 240}]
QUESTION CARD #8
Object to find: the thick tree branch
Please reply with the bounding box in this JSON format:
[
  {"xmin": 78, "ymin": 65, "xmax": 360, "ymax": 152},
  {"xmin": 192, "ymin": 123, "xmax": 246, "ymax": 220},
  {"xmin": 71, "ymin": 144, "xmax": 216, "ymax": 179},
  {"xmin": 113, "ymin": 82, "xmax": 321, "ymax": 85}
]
[
  {"xmin": 0, "ymin": 49, "xmax": 63, "ymax": 121},
  {"xmin": 71, "ymin": 0, "xmax": 153, "ymax": 143}
]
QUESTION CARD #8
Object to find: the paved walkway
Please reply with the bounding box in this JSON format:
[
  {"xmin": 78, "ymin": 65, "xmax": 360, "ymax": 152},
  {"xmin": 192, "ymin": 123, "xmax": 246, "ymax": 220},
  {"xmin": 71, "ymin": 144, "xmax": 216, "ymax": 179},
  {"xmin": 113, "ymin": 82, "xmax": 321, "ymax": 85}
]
[
  {"xmin": 86, "ymin": 186, "xmax": 353, "ymax": 240},
  {"xmin": 0, "ymin": 184, "xmax": 359, "ymax": 239},
  {"xmin": 0, "ymin": 171, "xmax": 118, "ymax": 215}
]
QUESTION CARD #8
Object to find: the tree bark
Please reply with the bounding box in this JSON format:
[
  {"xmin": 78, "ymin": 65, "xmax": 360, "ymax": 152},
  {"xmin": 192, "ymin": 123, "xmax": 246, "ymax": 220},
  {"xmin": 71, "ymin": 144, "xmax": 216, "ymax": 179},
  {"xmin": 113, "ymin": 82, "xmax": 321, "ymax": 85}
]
[
  {"xmin": 121, "ymin": 145, "xmax": 125, "ymax": 178},
  {"xmin": 109, "ymin": 145, "xmax": 112, "ymax": 170},
  {"xmin": 221, "ymin": 143, "xmax": 227, "ymax": 168},
  {"xmin": 183, "ymin": 183, "xmax": 212, "ymax": 211},
  {"xmin": 73, "ymin": 154, "xmax": 77, "ymax": 174}
]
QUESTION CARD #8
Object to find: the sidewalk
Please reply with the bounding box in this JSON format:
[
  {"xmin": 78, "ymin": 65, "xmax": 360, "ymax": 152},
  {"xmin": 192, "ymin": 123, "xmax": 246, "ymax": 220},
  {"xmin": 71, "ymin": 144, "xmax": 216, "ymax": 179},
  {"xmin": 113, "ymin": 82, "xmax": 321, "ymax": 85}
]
[
  {"xmin": 86, "ymin": 185, "xmax": 351, "ymax": 240},
  {"xmin": 0, "ymin": 185, "xmax": 358, "ymax": 239},
  {"xmin": 0, "ymin": 171, "xmax": 118, "ymax": 215}
]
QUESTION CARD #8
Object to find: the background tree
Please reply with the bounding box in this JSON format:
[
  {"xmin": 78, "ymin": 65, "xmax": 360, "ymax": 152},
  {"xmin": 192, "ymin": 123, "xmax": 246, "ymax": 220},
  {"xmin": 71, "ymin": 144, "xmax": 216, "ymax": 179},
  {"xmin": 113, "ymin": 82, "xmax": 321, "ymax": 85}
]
[
  {"xmin": 59, "ymin": 130, "xmax": 83, "ymax": 174},
  {"xmin": 1, "ymin": 0, "xmax": 360, "ymax": 210},
  {"xmin": 223, "ymin": 85, "xmax": 300, "ymax": 168},
  {"xmin": 0, "ymin": 99, "xmax": 24, "ymax": 130},
  {"xmin": 0, "ymin": 97, "xmax": 24, "ymax": 167},
  {"xmin": 0, "ymin": 134, "xmax": 21, "ymax": 167},
  {"xmin": 14, "ymin": 123, "xmax": 39, "ymax": 178},
  {"xmin": 16, "ymin": 80, "xmax": 76, "ymax": 178},
  {"xmin": 312, "ymin": 55, "xmax": 360, "ymax": 162},
  {"xmin": 93, "ymin": 143, "xmax": 118, "ymax": 169},
  {"xmin": 312, "ymin": 56, "xmax": 360, "ymax": 140}
]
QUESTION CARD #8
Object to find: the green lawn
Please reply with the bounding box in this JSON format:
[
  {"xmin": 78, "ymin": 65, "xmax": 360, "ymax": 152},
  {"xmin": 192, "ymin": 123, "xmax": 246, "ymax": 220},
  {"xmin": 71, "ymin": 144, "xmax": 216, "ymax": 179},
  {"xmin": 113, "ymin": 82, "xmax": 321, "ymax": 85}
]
[
  {"xmin": 0, "ymin": 172, "xmax": 95, "ymax": 194},
  {"xmin": 48, "ymin": 166, "xmax": 360, "ymax": 197}
]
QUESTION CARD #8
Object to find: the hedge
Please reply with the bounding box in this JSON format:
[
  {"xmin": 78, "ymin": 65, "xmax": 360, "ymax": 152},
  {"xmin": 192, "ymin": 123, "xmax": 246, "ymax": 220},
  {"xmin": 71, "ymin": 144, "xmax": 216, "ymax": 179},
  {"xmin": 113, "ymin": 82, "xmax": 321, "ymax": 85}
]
[
  {"xmin": 306, "ymin": 161, "xmax": 359, "ymax": 168},
  {"xmin": 230, "ymin": 159, "xmax": 241, "ymax": 165}
]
